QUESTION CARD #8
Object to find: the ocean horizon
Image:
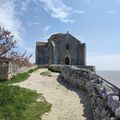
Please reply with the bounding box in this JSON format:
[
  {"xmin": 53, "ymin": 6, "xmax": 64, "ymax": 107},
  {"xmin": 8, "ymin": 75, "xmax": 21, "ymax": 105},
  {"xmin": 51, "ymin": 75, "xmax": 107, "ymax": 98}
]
[{"xmin": 97, "ymin": 70, "xmax": 120, "ymax": 88}]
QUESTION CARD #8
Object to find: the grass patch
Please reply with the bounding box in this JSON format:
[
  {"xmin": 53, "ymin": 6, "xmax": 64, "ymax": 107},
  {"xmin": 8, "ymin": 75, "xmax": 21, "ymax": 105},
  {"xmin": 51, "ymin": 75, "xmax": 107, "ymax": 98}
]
[
  {"xmin": 8, "ymin": 72, "xmax": 30, "ymax": 84},
  {"xmin": 40, "ymin": 70, "xmax": 52, "ymax": 77},
  {"xmin": 0, "ymin": 72, "xmax": 30, "ymax": 84},
  {"xmin": 0, "ymin": 67, "xmax": 39, "ymax": 84},
  {"xmin": 28, "ymin": 67, "xmax": 39, "ymax": 73},
  {"xmin": 0, "ymin": 67, "xmax": 51, "ymax": 119},
  {"xmin": 0, "ymin": 84, "xmax": 51, "ymax": 120}
]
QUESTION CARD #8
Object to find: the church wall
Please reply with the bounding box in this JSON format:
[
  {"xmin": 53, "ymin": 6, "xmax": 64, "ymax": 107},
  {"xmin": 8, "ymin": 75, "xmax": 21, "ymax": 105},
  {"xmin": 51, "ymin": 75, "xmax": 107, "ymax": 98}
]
[
  {"xmin": 80, "ymin": 43, "xmax": 86, "ymax": 65},
  {"xmin": 52, "ymin": 37, "xmax": 65, "ymax": 64},
  {"xmin": 67, "ymin": 35, "xmax": 80, "ymax": 65},
  {"xmin": 48, "ymin": 41, "xmax": 53, "ymax": 64},
  {"xmin": 36, "ymin": 33, "xmax": 86, "ymax": 66},
  {"xmin": 48, "ymin": 34, "xmax": 86, "ymax": 65},
  {"xmin": 36, "ymin": 45, "xmax": 48, "ymax": 65}
]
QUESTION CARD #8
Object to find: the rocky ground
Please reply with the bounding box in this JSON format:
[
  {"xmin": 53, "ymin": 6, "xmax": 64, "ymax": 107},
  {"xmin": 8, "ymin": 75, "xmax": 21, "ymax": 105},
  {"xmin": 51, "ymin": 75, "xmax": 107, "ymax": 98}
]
[{"xmin": 17, "ymin": 68, "xmax": 93, "ymax": 120}]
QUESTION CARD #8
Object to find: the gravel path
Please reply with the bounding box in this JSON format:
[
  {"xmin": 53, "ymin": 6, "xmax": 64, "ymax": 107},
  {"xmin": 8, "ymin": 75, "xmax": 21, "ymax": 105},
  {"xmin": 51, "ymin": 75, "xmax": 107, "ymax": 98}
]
[{"xmin": 18, "ymin": 68, "xmax": 93, "ymax": 120}]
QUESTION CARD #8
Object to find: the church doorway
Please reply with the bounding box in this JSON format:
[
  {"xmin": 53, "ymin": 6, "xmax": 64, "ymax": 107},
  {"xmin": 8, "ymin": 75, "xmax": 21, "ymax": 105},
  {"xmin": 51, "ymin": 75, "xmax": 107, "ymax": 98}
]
[{"xmin": 65, "ymin": 57, "xmax": 69, "ymax": 65}]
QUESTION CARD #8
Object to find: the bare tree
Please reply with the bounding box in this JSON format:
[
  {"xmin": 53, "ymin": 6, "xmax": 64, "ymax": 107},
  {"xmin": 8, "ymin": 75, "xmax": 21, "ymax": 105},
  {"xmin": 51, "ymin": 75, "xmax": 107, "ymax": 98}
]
[
  {"xmin": 0, "ymin": 27, "xmax": 16, "ymax": 57},
  {"xmin": 0, "ymin": 27, "xmax": 32, "ymax": 67}
]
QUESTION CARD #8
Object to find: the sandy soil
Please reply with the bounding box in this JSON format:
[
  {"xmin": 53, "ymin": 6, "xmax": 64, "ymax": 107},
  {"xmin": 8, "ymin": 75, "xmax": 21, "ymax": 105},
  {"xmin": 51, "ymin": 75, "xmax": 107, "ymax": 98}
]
[{"xmin": 17, "ymin": 68, "xmax": 93, "ymax": 120}]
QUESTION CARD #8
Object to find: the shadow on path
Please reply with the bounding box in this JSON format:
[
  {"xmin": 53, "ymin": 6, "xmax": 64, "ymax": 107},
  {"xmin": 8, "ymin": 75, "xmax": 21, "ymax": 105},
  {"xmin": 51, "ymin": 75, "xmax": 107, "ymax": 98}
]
[{"xmin": 57, "ymin": 75, "xmax": 94, "ymax": 120}]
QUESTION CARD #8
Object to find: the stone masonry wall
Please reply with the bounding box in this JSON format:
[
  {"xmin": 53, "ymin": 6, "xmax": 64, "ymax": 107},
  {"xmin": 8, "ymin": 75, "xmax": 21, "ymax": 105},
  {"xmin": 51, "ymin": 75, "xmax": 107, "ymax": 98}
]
[
  {"xmin": 8, "ymin": 62, "xmax": 33, "ymax": 79},
  {"xmin": 0, "ymin": 61, "xmax": 36, "ymax": 80},
  {"xmin": 0, "ymin": 62, "xmax": 9, "ymax": 80},
  {"xmin": 49, "ymin": 65, "xmax": 120, "ymax": 120},
  {"xmin": 49, "ymin": 64, "xmax": 95, "ymax": 72}
]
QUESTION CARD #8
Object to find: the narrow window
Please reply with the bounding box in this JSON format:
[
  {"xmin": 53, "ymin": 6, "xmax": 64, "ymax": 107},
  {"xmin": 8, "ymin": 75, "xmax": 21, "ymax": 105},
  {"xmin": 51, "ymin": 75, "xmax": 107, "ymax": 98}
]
[
  {"xmin": 66, "ymin": 44, "xmax": 69, "ymax": 50},
  {"xmin": 65, "ymin": 57, "xmax": 69, "ymax": 65}
]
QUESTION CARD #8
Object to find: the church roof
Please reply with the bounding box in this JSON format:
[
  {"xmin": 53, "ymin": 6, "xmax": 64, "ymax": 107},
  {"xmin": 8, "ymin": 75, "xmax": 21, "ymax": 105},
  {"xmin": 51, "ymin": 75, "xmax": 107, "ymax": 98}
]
[
  {"xmin": 48, "ymin": 32, "xmax": 81, "ymax": 43},
  {"xmin": 48, "ymin": 33, "xmax": 65, "ymax": 40}
]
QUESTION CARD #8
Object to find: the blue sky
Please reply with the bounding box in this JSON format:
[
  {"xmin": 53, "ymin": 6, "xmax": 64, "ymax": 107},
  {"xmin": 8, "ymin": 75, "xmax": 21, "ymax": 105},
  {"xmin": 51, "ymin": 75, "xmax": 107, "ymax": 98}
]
[{"xmin": 0, "ymin": 0, "xmax": 120, "ymax": 70}]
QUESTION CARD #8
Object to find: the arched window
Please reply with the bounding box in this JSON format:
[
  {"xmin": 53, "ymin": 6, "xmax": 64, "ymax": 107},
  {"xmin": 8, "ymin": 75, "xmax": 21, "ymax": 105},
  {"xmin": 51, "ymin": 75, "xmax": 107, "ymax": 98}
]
[
  {"xmin": 65, "ymin": 57, "xmax": 69, "ymax": 65},
  {"xmin": 66, "ymin": 44, "xmax": 69, "ymax": 50}
]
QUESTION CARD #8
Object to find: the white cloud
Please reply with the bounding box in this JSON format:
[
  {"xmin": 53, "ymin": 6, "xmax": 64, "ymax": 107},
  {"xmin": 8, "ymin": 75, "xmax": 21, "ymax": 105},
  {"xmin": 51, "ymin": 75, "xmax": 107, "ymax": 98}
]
[
  {"xmin": 87, "ymin": 54, "xmax": 120, "ymax": 70},
  {"xmin": 21, "ymin": 1, "xmax": 28, "ymax": 12},
  {"xmin": 0, "ymin": 0, "xmax": 24, "ymax": 46},
  {"xmin": 43, "ymin": 25, "xmax": 50, "ymax": 32},
  {"xmin": 27, "ymin": 22, "xmax": 40, "ymax": 26},
  {"xmin": 74, "ymin": 10, "xmax": 86, "ymax": 14},
  {"xmin": 83, "ymin": 0, "xmax": 97, "ymax": 8},
  {"xmin": 16, "ymin": 0, "xmax": 30, "ymax": 16},
  {"xmin": 107, "ymin": 10, "xmax": 116, "ymax": 14},
  {"xmin": 39, "ymin": 0, "xmax": 75, "ymax": 23}
]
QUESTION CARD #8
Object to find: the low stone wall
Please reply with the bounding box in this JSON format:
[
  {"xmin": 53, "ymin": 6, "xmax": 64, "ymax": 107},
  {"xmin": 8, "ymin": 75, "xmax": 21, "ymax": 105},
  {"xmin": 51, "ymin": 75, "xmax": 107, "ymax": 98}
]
[
  {"xmin": 48, "ymin": 64, "xmax": 63, "ymax": 72},
  {"xmin": 76, "ymin": 65, "xmax": 96, "ymax": 73},
  {"xmin": 0, "ymin": 62, "xmax": 9, "ymax": 80},
  {"xmin": 0, "ymin": 61, "xmax": 36, "ymax": 80},
  {"xmin": 49, "ymin": 65, "xmax": 120, "ymax": 120},
  {"xmin": 8, "ymin": 62, "xmax": 36, "ymax": 79},
  {"xmin": 49, "ymin": 64, "xmax": 95, "ymax": 73},
  {"xmin": 37, "ymin": 64, "xmax": 49, "ymax": 68}
]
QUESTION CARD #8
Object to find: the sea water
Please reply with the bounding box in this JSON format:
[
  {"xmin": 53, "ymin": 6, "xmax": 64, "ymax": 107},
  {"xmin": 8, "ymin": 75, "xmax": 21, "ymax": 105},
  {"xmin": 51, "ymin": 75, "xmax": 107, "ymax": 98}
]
[{"xmin": 97, "ymin": 71, "xmax": 120, "ymax": 88}]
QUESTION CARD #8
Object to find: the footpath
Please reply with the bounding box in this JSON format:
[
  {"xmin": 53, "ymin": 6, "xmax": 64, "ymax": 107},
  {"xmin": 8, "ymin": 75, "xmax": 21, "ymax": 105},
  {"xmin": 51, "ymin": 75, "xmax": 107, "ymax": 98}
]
[{"xmin": 18, "ymin": 68, "xmax": 93, "ymax": 120}]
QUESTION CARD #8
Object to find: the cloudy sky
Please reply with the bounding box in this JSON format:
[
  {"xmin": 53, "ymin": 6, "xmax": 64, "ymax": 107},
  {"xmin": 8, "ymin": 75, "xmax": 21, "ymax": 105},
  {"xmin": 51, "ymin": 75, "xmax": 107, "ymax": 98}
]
[{"xmin": 0, "ymin": 0, "xmax": 120, "ymax": 70}]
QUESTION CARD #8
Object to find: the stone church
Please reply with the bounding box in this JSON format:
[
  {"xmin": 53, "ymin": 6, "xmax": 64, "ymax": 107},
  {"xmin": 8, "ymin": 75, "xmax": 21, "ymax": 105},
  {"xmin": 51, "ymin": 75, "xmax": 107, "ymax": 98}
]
[{"xmin": 36, "ymin": 32, "xmax": 86, "ymax": 65}]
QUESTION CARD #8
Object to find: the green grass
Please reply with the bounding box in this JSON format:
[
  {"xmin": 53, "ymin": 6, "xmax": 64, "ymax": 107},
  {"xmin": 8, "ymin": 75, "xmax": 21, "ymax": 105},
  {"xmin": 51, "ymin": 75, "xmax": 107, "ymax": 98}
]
[
  {"xmin": 0, "ymin": 67, "xmax": 52, "ymax": 120},
  {"xmin": 40, "ymin": 70, "xmax": 52, "ymax": 77},
  {"xmin": 28, "ymin": 67, "xmax": 39, "ymax": 73},
  {"xmin": 0, "ymin": 84, "xmax": 51, "ymax": 120},
  {"xmin": 0, "ymin": 67, "xmax": 39, "ymax": 84},
  {"xmin": 8, "ymin": 72, "xmax": 30, "ymax": 84}
]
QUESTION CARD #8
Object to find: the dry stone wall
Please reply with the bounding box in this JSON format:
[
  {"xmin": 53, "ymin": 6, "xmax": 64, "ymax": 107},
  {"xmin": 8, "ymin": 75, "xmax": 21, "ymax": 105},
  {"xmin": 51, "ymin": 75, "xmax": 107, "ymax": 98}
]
[
  {"xmin": 0, "ymin": 61, "xmax": 36, "ymax": 80},
  {"xmin": 0, "ymin": 62, "xmax": 9, "ymax": 80},
  {"xmin": 49, "ymin": 64, "xmax": 95, "ymax": 72},
  {"xmin": 49, "ymin": 65, "xmax": 120, "ymax": 120}
]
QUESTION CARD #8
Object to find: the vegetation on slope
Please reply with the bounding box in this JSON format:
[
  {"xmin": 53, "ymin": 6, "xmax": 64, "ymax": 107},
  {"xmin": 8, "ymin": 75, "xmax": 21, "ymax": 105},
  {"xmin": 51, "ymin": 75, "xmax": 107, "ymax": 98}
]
[
  {"xmin": 0, "ymin": 84, "xmax": 51, "ymax": 120},
  {"xmin": 28, "ymin": 67, "xmax": 39, "ymax": 73},
  {"xmin": 1, "ymin": 67, "xmax": 39, "ymax": 84},
  {"xmin": 0, "ymin": 67, "xmax": 51, "ymax": 120}
]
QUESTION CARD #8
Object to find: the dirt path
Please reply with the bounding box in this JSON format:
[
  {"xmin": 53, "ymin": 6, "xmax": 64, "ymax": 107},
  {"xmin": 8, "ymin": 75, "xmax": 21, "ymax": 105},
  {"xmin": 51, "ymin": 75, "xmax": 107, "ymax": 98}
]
[{"xmin": 18, "ymin": 68, "xmax": 93, "ymax": 120}]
